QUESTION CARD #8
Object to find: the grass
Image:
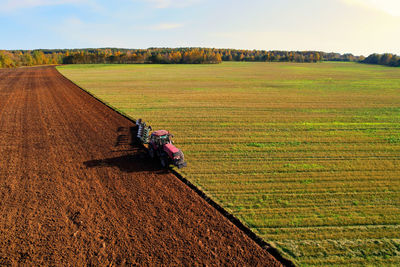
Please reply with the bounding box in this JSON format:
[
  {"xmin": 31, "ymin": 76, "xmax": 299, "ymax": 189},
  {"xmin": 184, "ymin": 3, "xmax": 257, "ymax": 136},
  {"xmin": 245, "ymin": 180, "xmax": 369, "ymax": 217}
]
[{"xmin": 58, "ymin": 62, "xmax": 400, "ymax": 266}]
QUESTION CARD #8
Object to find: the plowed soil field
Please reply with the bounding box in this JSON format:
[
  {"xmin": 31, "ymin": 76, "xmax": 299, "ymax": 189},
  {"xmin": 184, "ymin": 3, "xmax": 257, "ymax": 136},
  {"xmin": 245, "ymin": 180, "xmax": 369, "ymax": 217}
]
[{"xmin": 0, "ymin": 66, "xmax": 282, "ymax": 266}]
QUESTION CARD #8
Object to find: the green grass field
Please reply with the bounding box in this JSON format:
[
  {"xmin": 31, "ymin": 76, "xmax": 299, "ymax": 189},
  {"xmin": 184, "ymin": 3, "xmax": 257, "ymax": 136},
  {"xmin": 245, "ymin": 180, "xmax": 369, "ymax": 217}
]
[{"xmin": 58, "ymin": 62, "xmax": 400, "ymax": 266}]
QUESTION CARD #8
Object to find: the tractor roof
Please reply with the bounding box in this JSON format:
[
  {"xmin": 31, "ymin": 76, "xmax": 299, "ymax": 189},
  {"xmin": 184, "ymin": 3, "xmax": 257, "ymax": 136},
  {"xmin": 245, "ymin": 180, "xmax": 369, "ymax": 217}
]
[
  {"xmin": 152, "ymin": 130, "xmax": 170, "ymax": 137},
  {"xmin": 164, "ymin": 143, "xmax": 180, "ymax": 154}
]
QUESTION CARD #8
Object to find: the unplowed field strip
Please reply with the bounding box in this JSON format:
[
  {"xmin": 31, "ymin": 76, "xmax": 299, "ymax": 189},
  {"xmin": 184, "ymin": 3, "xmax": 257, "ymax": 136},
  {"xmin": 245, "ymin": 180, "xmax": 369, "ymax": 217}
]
[{"xmin": 0, "ymin": 66, "xmax": 282, "ymax": 266}]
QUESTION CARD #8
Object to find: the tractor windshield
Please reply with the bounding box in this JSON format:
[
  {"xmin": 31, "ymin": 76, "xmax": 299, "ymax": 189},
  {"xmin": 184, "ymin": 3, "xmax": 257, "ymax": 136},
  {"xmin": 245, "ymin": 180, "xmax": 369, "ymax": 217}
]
[{"xmin": 153, "ymin": 134, "xmax": 171, "ymax": 146}]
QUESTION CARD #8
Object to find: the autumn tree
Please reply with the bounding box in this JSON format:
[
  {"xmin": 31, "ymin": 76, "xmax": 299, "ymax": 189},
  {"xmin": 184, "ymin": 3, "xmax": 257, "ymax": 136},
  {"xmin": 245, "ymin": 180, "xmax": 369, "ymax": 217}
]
[{"xmin": 0, "ymin": 51, "xmax": 14, "ymax": 68}]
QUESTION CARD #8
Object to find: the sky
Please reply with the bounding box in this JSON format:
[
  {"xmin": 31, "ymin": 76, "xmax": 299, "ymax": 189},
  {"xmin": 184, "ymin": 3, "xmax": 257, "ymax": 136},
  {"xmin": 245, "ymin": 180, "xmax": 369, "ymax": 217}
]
[{"xmin": 0, "ymin": 0, "xmax": 399, "ymax": 55}]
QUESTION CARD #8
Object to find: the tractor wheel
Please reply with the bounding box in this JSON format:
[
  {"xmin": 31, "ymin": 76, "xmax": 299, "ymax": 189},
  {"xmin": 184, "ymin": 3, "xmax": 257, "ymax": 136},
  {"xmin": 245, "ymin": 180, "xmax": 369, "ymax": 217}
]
[
  {"xmin": 148, "ymin": 146, "xmax": 155, "ymax": 159},
  {"xmin": 160, "ymin": 156, "xmax": 167, "ymax": 168}
]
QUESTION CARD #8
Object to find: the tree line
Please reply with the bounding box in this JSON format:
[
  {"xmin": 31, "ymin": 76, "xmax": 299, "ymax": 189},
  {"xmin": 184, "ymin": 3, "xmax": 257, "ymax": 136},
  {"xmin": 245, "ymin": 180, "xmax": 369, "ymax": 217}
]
[
  {"xmin": 1, "ymin": 47, "xmax": 393, "ymax": 69},
  {"xmin": 362, "ymin": 53, "xmax": 400, "ymax": 67},
  {"xmin": 62, "ymin": 48, "xmax": 223, "ymax": 64},
  {"xmin": 0, "ymin": 50, "xmax": 62, "ymax": 68}
]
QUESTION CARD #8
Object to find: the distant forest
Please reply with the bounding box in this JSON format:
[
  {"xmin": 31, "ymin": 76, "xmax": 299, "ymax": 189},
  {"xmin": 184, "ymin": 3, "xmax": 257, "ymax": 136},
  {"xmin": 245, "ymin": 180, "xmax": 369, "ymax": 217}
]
[
  {"xmin": 362, "ymin": 53, "xmax": 400, "ymax": 67},
  {"xmin": 0, "ymin": 47, "xmax": 397, "ymax": 68}
]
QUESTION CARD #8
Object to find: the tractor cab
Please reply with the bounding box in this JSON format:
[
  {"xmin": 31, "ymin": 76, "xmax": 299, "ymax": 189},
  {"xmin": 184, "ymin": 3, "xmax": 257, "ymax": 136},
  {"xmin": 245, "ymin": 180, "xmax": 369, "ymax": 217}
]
[{"xmin": 150, "ymin": 130, "xmax": 173, "ymax": 147}]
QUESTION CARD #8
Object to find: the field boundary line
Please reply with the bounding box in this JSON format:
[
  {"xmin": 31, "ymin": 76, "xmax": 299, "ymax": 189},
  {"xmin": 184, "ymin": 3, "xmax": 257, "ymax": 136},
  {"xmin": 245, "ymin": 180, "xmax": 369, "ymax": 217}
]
[{"xmin": 56, "ymin": 66, "xmax": 296, "ymax": 267}]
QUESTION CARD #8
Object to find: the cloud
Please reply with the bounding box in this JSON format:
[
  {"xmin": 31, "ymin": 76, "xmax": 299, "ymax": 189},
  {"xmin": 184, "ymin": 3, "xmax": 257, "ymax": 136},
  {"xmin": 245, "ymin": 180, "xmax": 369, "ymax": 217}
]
[
  {"xmin": 1, "ymin": 0, "xmax": 76, "ymax": 10},
  {"xmin": 0, "ymin": 0, "xmax": 100, "ymax": 12},
  {"xmin": 143, "ymin": 0, "xmax": 200, "ymax": 9},
  {"xmin": 341, "ymin": 0, "xmax": 400, "ymax": 17},
  {"xmin": 148, "ymin": 23, "xmax": 183, "ymax": 30}
]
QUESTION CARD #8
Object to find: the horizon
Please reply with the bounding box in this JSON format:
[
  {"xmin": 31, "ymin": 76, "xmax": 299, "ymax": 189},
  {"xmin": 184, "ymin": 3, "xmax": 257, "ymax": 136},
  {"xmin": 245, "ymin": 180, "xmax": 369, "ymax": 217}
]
[
  {"xmin": 1, "ymin": 0, "xmax": 400, "ymax": 55},
  {"xmin": 2, "ymin": 47, "xmax": 370, "ymax": 57}
]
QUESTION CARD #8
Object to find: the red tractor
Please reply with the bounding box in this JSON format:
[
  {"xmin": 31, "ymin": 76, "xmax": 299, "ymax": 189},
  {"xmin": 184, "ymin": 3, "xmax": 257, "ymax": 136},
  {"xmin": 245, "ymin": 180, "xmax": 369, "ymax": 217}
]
[
  {"xmin": 148, "ymin": 130, "xmax": 187, "ymax": 168},
  {"xmin": 136, "ymin": 119, "xmax": 187, "ymax": 169}
]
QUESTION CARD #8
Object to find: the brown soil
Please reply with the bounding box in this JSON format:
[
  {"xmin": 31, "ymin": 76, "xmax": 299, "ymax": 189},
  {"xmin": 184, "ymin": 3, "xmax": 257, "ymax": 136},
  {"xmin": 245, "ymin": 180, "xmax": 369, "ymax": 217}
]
[{"xmin": 0, "ymin": 66, "xmax": 282, "ymax": 266}]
